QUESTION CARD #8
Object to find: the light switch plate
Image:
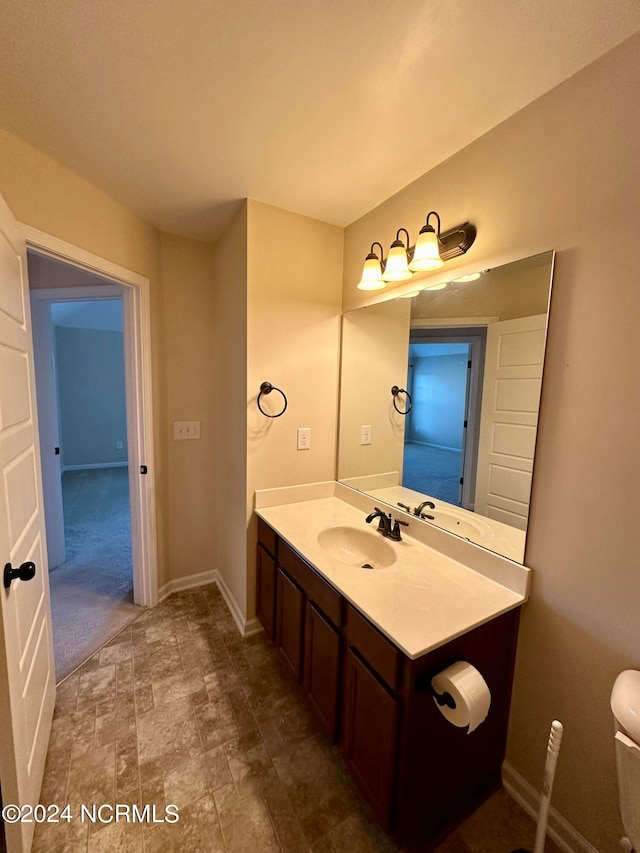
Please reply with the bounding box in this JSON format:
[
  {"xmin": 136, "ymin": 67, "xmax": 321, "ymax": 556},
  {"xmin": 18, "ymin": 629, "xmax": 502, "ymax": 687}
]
[{"xmin": 174, "ymin": 420, "xmax": 201, "ymax": 440}]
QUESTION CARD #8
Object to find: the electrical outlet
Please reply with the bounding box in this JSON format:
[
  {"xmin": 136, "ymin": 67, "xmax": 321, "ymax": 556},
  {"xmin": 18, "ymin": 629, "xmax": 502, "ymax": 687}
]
[
  {"xmin": 361, "ymin": 425, "xmax": 372, "ymax": 445},
  {"xmin": 297, "ymin": 427, "xmax": 311, "ymax": 450},
  {"xmin": 174, "ymin": 420, "xmax": 201, "ymax": 440},
  {"xmin": 116, "ymin": 440, "xmax": 124, "ymax": 450}
]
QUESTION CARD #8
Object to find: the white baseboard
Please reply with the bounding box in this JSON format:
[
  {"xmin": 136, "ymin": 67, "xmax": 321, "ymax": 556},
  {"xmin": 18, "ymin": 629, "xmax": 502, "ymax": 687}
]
[
  {"xmin": 214, "ymin": 571, "xmax": 262, "ymax": 637},
  {"xmin": 502, "ymin": 762, "xmax": 600, "ymax": 853},
  {"xmin": 158, "ymin": 568, "xmax": 261, "ymax": 638},
  {"xmin": 243, "ymin": 617, "xmax": 263, "ymax": 637},
  {"xmin": 406, "ymin": 439, "xmax": 462, "ymax": 453},
  {"xmin": 158, "ymin": 568, "xmax": 218, "ymax": 602},
  {"xmin": 63, "ymin": 461, "xmax": 128, "ymax": 472}
]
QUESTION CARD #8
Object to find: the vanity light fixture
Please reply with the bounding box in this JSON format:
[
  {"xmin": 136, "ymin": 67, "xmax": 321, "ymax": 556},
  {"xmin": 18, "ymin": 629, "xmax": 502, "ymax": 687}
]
[
  {"xmin": 356, "ymin": 242, "xmax": 387, "ymax": 291},
  {"xmin": 356, "ymin": 213, "xmax": 476, "ymax": 291},
  {"xmin": 382, "ymin": 229, "xmax": 413, "ymax": 282},
  {"xmin": 409, "ymin": 211, "xmax": 444, "ymax": 272}
]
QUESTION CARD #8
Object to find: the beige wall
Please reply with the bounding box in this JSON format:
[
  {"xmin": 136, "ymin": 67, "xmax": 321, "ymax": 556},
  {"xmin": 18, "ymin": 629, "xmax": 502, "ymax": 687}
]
[
  {"xmin": 246, "ymin": 200, "xmax": 343, "ymax": 619},
  {"xmin": 342, "ymin": 34, "xmax": 640, "ymax": 851},
  {"xmin": 338, "ymin": 299, "xmax": 411, "ymax": 481},
  {"xmin": 0, "ymin": 128, "xmax": 159, "ymax": 278},
  {"xmin": 212, "ymin": 203, "xmax": 248, "ymax": 616},
  {"xmin": 0, "ymin": 126, "xmax": 172, "ymax": 588},
  {"xmin": 159, "ymin": 232, "xmax": 217, "ymax": 582}
]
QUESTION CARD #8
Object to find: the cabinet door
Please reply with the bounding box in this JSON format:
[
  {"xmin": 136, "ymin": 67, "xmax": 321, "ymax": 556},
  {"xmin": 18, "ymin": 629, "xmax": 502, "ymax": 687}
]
[
  {"xmin": 256, "ymin": 544, "xmax": 277, "ymax": 640},
  {"xmin": 304, "ymin": 601, "xmax": 340, "ymax": 741},
  {"xmin": 343, "ymin": 648, "xmax": 399, "ymax": 828},
  {"xmin": 276, "ymin": 568, "xmax": 304, "ymax": 681}
]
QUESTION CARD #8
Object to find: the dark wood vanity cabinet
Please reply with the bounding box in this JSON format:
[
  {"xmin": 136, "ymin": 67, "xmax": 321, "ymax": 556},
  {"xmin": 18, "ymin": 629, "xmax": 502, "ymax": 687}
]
[
  {"xmin": 270, "ymin": 536, "xmax": 342, "ymax": 741},
  {"xmin": 256, "ymin": 518, "xmax": 277, "ymax": 641},
  {"xmin": 343, "ymin": 647, "xmax": 399, "ymax": 827},
  {"xmin": 342, "ymin": 602, "xmax": 402, "ymax": 826},
  {"xmin": 276, "ymin": 567, "xmax": 305, "ymax": 680},
  {"xmin": 256, "ymin": 520, "xmax": 521, "ymax": 845},
  {"xmin": 304, "ymin": 601, "xmax": 341, "ymax": 737}
]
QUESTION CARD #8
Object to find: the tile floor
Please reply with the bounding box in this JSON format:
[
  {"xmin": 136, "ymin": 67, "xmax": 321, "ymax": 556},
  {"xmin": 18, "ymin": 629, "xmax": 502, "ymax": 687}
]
[{"xmin": 34, "ymin": 584, "xmax": 561, "ymax": 853}]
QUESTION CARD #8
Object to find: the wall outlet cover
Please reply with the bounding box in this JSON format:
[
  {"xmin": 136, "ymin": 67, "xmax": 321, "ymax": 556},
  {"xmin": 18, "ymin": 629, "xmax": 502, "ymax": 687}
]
[{"xmin": 297, "ymin": 427, "xmax": 311, "ymax": 450}]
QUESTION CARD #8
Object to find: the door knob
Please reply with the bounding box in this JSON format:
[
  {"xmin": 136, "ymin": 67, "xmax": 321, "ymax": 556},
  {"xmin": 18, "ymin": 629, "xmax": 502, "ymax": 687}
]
[{"xmin": 3, "ymin": 561, "xmax": 36, "ymax": 589}]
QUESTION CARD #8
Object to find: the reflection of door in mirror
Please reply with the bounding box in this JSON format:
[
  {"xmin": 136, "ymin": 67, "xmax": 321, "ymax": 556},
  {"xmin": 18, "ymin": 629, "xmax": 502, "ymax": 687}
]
[
  {"xmin": 337, "ymin": 250, "xmax": 555, "ymax": 564},
  {"xmin": 474, "ymin": 314, "xmax": 547, "ymax": 530},
  {"xmin": 403, "ymin": 328, "xmax": 486, "ymax": 509}
]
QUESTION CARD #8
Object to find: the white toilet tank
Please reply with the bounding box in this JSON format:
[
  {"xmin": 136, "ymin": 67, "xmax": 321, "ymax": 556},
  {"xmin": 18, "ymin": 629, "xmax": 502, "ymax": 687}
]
[{"xmin": 611, "ymin": 670, "xmax": 640, "ymax": 851}]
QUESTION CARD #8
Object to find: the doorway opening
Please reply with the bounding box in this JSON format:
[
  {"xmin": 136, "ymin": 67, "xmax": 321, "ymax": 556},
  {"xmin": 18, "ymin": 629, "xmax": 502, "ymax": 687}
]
[
  {"xmin": 27, "ymin": 238, "xmax": 158, "ymax": 682},
  {"xmin": 403, "ymin": 327, "xmax": 486, "ymax": 508}
]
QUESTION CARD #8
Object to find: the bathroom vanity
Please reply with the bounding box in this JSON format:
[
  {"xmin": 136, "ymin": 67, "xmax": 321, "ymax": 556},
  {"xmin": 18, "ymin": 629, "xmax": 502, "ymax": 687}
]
[{"xmin": 254, "ymin": 484, "xmax": 529, "ymax": 844}]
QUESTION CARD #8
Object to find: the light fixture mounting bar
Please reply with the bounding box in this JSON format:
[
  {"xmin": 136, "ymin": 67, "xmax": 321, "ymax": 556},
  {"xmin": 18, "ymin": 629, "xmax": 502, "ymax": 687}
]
[{"xmin": 436, "ymin": 222, "xmax": 476, "ymax": 261}]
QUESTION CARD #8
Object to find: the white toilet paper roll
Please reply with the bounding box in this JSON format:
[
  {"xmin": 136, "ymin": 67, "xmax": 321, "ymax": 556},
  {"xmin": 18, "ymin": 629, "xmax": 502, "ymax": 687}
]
[{"xmin": 431, "ymin": 661, "xmax": 491, "ymax": 733}]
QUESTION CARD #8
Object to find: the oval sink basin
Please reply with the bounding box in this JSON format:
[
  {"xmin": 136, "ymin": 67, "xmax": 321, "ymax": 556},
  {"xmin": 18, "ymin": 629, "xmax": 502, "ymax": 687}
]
[
  {"xmin": 428, "ymin": 509, "xmax": 494, "ymax": 540},
  {"xmin": 317, "ymin": 526, "xmax": 397, "ymax": 569}
]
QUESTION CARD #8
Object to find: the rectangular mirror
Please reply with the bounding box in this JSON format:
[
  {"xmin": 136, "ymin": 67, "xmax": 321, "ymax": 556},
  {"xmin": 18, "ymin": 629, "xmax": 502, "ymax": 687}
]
[{"xmin": 337, "ymin": 250, "xmax": 555, "ymax": 563}]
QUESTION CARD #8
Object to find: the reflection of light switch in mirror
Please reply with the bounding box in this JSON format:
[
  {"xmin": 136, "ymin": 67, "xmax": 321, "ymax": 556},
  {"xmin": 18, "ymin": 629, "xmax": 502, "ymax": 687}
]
[{"xmin": 361, "ymin": 425, "xmax": 372, "ymax": 445}]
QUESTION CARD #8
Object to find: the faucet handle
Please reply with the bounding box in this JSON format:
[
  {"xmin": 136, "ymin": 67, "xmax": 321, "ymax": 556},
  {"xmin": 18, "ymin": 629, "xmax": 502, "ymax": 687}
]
[
  {"xmin": 397, "ymin": 502, "xmax": 411, "ymax": 513},
  {"xmin": 389, "ymin": 518, "xmax": 409, "ymax": 541}
]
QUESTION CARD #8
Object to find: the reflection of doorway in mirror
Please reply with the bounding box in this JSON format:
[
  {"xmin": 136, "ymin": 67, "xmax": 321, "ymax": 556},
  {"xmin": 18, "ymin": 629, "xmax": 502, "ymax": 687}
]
[{"xmin": 402, "ymin": 328, "xmax": 486, "ymax": 508}]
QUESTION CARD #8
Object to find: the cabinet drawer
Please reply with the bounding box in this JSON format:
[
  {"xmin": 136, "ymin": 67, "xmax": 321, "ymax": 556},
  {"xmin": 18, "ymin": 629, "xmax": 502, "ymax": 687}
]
[
  {"xmin": 345, "ymin": 604, "xmax": 401, "ymax": 692},
  {"xmin": 257, "ymin": 517, "xmax": 277, "ymax": 559},
  {"xmin": 279, "ymin": 540, "xmax": 341, "ymax": 627}
]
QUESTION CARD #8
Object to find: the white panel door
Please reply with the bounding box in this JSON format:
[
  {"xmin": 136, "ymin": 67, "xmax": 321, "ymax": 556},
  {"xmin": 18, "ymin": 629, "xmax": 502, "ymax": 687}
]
[
  {"xmin": 474, "ymin": 314, "xmax": 547, "ymax": 529},
  {"xmin": 0, "ymin": 193, "xmax": 55, "ymax": 853}
]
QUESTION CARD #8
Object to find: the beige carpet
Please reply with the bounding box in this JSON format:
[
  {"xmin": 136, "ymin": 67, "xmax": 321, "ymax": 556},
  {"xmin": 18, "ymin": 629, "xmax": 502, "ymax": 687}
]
[{"xmin": 50, "ymin": 467, "xmax": 142, "ymax": 682}]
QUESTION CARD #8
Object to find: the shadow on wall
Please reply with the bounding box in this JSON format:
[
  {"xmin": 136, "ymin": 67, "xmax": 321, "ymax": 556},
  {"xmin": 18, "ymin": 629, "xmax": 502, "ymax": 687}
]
[{"xmin": 507, "ymin": 593, "xmax": 626, "ymax": 849}]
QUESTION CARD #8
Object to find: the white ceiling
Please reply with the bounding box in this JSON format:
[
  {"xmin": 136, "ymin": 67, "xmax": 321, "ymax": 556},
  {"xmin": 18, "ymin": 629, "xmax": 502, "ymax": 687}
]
[{"xmin": 1, "ymin": 0, "xmax": 639, "ymax": 241}]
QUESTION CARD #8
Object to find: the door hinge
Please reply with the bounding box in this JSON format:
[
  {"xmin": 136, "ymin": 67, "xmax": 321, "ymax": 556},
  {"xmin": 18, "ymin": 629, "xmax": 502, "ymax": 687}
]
[
  {"xmin": 140, "ymin": 465, "xmax": 148, "ymax": 475},
  {"xmin": 459, "ymin": 476, "xmax": 464, "ymax": 485},
  {"xmin": 468, "ymin": 360, "xmax": 472, "ymax": 369},
  {"xmin": 463, "ymin": 420, "xmax": 468, "ymax": 429},
  {"xmin": 54, "ymin": 447, "xmax": 60, "ymax": 455}
]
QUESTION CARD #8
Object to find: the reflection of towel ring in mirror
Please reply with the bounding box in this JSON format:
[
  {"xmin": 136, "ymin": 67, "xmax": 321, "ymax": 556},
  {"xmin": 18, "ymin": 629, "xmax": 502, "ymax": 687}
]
[
  {"xmin": 257, "ymin": 381, "xmax": 288, "ymax": 418},
  {"xmin": 391, "ymin": 385, "xmax": 412, "ymax": 415}
]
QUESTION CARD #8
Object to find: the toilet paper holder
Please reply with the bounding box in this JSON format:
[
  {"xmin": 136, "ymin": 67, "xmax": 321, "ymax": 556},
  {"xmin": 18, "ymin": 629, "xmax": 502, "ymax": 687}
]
[
  {"xmin": 415, "ymin": 670, "xmax": 457, "ymax": 709},
  {"xmin": 431, "ymin": 685, "xmax": 456, "ymax": 709}
]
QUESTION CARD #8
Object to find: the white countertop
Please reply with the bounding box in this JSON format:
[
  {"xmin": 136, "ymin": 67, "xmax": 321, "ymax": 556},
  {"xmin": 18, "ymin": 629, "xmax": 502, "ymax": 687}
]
[{"xmin": 255, "ymin": 488, "xmax": 528, "ymax": 660}]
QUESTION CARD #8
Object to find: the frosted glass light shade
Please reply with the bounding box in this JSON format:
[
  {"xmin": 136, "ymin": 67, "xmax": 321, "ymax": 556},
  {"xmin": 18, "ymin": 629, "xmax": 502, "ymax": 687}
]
[
  {"xmin": 382, "ymin": 243, "xmax": 412, "ymax": 281},
  {"xmin": 357, "ymin": 254, "xmax": 386, "ymax": 290},
  {"xmin": 409, "ymin": 227, "xmax": 443, "ymax": 272}
]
